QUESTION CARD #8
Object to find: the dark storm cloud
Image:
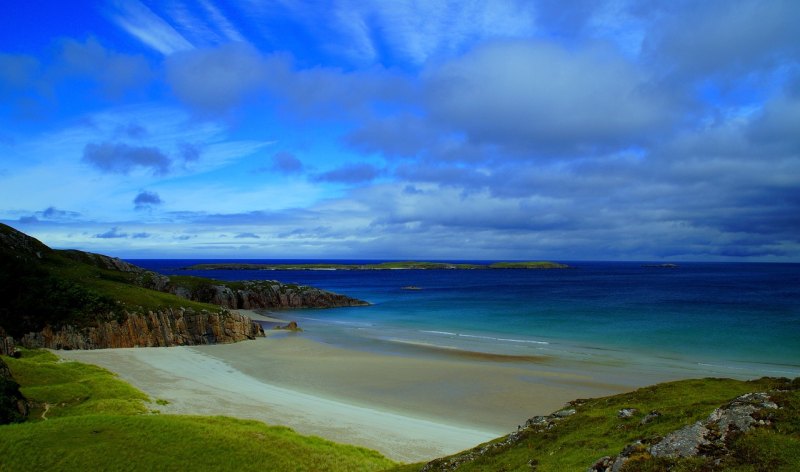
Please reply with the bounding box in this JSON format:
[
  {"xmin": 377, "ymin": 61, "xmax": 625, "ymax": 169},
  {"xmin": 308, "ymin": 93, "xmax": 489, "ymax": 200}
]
[
  {"xmin": 178, "ymin": 142, "xmax": 202, "ymax": 162},
  {"xmin": 94, "ymin": 227, "xmax": 128, "ymax": 239},
  {"xmin": 83, "ymin": 142, "xmax": 171, "ymax": 175},
  {"xmin": 234, "ymin": 232, "xmax": 260, "ymax": 239},
  {"xmin": 314, "ymin": 163, "xmax": 381, "ymax": 184},
  {"xmin": 18, "ymin": 206, "xmax": 82, "ymax": 223},
  {"xmin": 134, "ymin": 191, "xmax": 163, "ymax": 210}
]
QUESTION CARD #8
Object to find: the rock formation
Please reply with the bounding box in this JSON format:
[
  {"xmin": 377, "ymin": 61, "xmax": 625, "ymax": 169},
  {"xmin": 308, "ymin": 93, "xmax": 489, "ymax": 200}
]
[
  {"xmin": 0, "ymin": 357, "xmax": 28, "ymax": 424},
  {"xmin": 171, "ymin": 280, "xmax": 369, "ymax": 310},
  {"xmin": 0, "ymin": 327, "xmax": 15, "ymax": 357},
  {"xmin": 20, "ymin": 308, "xmax": 264, "ymax": 350},
  {"xmin": 588, "ymin": 392, "xmax": 780, "ymax": 471}
]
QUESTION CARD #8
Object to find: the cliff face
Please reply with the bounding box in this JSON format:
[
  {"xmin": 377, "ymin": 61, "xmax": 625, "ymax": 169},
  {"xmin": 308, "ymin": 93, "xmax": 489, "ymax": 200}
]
[
  {"xmin": 0, "ymin": 357, "xmax": 28, "ymax": 424},
  {"xmin": 0, "ymin": 327, "xmax": 14, "ymax": 357},
  {"xmin": 19, "ymin": 309, "xmax": 264, "ymax": 350},
  {"xmin": 171, "ymin": 280, "xmax": 370, "ymax": 310}
]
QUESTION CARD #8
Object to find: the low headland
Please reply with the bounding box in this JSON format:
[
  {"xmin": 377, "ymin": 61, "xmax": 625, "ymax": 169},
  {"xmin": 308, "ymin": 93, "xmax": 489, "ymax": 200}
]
[{"xmin": 0, "ymin": 223, "xmax": 366, "ymax": 352}]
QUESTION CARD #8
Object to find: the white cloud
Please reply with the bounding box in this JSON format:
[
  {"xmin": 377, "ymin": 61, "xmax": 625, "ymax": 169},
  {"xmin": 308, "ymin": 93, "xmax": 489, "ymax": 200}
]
[
  {"xmin": 425, "ymin": 40, "xmax": 669, "ymax": 152},
  {"xmin": 199, "ymin": 0, "xmax": 246, "ymax": 42},
  {"xmin": 109, "ymin": 0, "xmax": 193, "ymax": 55}
]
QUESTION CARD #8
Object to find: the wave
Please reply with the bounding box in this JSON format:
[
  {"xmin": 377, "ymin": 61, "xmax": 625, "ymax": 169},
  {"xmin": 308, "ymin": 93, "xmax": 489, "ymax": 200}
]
[
  {"xmin": 420, "ymin": 330, "xmax": 549, "ymax": 345},
  {"xmin": 298, "ymin": 316, "xmax": 373, "ymax": 327}
]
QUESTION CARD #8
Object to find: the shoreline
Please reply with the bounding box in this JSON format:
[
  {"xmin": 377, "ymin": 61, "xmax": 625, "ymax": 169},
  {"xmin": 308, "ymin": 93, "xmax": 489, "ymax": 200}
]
[
  {"xmin": 52, "ymin": 329, "xmax": 717, "ymax": 462},
  {"xmin": 54, "ymin": 341, "xmax": 502, "ymax": 462}
]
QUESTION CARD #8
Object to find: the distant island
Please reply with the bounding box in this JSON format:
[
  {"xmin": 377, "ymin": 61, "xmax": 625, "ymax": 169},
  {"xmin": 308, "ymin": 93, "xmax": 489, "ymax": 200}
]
[{"xmin": 182, "ymin": 261, "xmax": 571, "ymax": 271}]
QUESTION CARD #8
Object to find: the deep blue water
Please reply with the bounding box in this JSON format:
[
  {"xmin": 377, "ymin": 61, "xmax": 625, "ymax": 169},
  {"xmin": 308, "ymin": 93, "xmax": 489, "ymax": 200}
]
[{"xmin": 130, "ymin": 260, "xmax": 800, "ymax": 376}]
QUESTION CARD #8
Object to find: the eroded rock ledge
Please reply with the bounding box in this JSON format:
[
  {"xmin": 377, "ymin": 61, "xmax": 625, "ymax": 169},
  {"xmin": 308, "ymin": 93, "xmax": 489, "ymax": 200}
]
[{"xmin": 19, "ymin": 309, "xmax": 264, "ymax": 350}]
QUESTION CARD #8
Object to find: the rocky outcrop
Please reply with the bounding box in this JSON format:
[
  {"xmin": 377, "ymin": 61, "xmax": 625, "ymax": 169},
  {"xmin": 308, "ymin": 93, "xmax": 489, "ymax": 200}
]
[
  {"xmin": 0, "ymin": 327, "xmax": 15, "ymax": 357},
  {"xmin": 0, "ymin": 357, "xmax": 28, "ymax": 424},
  {"xmin": 0, "ymin": 223, "xmax": 367, "ymax": 351},
  {"xmin": 422, "ymin": 407, "xmax": 578, "ymax": 471},
  {"xmin": 171, "ymin": 280, "xmax": 370, "ymax": 310},
  {"xmin": 20, "ymin": 309, "xmax": 264, "ymax": 350},
  {"xmin": 589, "ymin": 392, "xmax": 780, "ymax": 471}
]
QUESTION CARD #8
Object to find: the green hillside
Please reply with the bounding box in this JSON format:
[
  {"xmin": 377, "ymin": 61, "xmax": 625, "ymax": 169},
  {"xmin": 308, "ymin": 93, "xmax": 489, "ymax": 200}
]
[
  {"xmin": 0, "ymin": 223, "xmax": 221, "ymax": 338},
  {"xmin": 395, "ymin": 377, "xmax": 800, "ymax": 471}
]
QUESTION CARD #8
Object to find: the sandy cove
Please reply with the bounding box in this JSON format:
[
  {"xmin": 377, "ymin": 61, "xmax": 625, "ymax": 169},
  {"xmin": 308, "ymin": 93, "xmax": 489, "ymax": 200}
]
[{"xmin": 55, "ymin": 312, "xmax": 699, "ymax": 463}]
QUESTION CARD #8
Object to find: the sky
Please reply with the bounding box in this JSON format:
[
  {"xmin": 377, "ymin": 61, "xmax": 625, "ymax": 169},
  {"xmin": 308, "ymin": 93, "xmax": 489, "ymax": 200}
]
[{"xmin": 0, "ymin": 0, "xmax": 798, "ymax": 261}]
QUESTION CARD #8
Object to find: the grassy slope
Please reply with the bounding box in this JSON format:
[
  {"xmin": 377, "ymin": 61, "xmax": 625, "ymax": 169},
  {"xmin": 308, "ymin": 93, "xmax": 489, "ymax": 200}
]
[
  {"xmin": 0, "ymin": 223, "xmax": 226, "ymax": 337},
  {"xmin": 390, "ymin": 377, "xmax": 800, "ymax": 472},
  {"xmin": 0, "ymin": 349, "xmax": 395, "ymax": 472}
]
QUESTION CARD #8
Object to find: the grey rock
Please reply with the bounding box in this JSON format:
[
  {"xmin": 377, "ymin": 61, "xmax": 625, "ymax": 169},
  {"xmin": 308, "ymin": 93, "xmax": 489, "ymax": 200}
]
[{"xmin": 650, "ymin": 421, "xmax": 709, "ymax": 458}]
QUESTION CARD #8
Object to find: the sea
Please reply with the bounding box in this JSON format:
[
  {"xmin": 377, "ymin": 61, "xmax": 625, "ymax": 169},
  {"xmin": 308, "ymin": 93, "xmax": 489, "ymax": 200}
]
[{"xmin": 130, "ymin": 260, "xmax": 800, "ymax": 379}]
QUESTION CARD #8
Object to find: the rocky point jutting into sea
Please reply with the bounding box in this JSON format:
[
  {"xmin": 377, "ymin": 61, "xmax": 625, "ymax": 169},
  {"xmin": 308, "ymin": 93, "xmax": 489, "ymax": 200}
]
[{"xmin": 0, "ymin": 223, "xmax": 367, "ymax": 352}]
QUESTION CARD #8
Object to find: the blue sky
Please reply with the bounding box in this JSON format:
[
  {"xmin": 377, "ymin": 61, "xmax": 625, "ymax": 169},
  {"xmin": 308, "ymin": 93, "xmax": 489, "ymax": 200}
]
[{"xmin": 1, "ymin": 0, "xmax": 798, "ymax": 260}]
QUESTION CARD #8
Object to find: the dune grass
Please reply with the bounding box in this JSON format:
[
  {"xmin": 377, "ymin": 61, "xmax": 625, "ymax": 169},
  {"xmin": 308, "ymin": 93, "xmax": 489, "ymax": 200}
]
[{"xmin": 0, "ymin": 349, "xmax": 395, "ymax": 471}]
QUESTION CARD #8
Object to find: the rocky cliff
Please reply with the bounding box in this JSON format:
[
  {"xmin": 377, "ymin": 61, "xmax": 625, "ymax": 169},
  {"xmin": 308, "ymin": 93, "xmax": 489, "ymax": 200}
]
[
  {"xmin": 0, "ymin": 223, "xmax": 367, "ymax": 350},
  {"xmin": 170, "ymin": 280, "xmax": 370, "ymax": 310},
  {"xmin": 0, "ymin": 357, "xmax": 28, "ymax": 424},
  {"xmin": 20, "ymin": 308, "xmax": 264, "ymax": 350}
]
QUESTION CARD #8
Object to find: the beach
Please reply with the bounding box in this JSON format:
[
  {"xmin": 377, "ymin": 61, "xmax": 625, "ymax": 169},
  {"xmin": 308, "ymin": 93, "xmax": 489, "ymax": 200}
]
[{"xmin": 53, "ymin": 309, "xmax": 713, "ymax": 463}]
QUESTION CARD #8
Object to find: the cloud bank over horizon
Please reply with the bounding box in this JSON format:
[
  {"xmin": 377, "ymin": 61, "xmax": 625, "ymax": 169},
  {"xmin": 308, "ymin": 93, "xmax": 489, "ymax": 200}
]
[{"xmin": 0, "ymin": 0, "xmax": 798, "ymax": 261}]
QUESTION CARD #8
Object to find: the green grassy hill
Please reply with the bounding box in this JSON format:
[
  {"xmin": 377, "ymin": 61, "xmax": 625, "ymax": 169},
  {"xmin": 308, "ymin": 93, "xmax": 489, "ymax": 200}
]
[
  {"xmin": 395, "ymin": 377, "xmax": 800, "ymax": 471},
  {"xmin": 0, "ymin": 223, "xmax": 222, "ymax": 339},
  {"xmin": 0, "ymin": 349, "xmax": 395, "ymax": 471}
]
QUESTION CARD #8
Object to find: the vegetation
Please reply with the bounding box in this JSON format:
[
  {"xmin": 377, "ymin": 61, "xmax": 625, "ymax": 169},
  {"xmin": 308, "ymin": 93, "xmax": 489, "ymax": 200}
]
[
  {"xmin": 487, "ymin": 261, "xmax": 569, "ymax": 269},
  {"xmin": 389, "ymin": 377, "xmax": 800, "ymax": 471},
  {"xmin": 0, "ymin": 349, "xmax": 395, "ymax": 471},
  {"xmin": 184, "ymin": 261, "xmax": 570, "ymax": 271},
  {"xmin": 0, "ymin": 223, "xmax": 223, "ymax": 338}
]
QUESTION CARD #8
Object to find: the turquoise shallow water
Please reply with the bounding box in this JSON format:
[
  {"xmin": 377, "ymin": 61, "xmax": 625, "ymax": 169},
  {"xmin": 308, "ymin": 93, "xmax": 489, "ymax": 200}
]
[{"xmin": 132, "ymin": 260, "xmax": 800, "ymax": 378}]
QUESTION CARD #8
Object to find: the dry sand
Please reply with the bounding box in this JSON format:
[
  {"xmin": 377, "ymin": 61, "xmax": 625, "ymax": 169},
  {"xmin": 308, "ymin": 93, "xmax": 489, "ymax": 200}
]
[{"xmin": 55, "ymin": 311, "xmax": 694, "ymax": 462}]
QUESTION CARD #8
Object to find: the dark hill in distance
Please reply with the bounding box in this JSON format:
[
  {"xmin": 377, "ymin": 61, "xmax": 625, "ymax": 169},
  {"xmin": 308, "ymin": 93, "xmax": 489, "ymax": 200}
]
[{"xmin": 0, "ymin": 224, "xmax": 366, "ymax": 351}]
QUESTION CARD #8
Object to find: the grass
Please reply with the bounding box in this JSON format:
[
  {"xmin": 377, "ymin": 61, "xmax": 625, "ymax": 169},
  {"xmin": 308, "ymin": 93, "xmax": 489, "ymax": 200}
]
[
  {"xmin": 0, "ymin": 349, "xmax": 396, "ymax": 471},
  {"xmin": 390, "ymin": 377, "xmax": 800, "ymax": 471}
]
